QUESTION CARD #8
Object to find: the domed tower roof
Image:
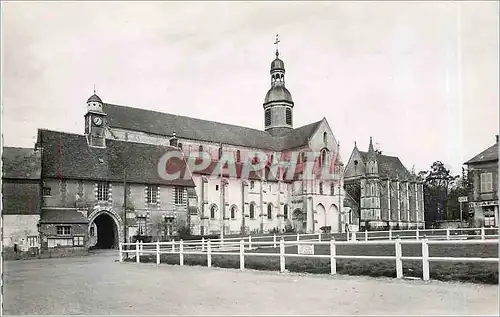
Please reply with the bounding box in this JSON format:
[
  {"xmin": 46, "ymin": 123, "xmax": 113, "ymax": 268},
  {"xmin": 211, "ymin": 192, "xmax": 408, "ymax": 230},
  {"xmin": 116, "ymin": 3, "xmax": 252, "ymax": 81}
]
[
  {"xmin": 264, "ymin": 86, "xmax": 293, "ymax": 104},
  {"xmin": 87, "ymin": 93, "xmax": 102, "ymax": 103},
  {"xmin": 271, "ymin": 54, "xmax": 285, "ymax": 72}
]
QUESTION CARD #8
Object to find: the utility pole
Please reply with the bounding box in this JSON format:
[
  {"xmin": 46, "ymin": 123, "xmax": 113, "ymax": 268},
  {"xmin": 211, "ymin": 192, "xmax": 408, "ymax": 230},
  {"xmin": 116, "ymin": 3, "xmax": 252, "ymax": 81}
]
[{"xmin": 123, "ymin": 167, "xmax": 128, "ymax": 258}]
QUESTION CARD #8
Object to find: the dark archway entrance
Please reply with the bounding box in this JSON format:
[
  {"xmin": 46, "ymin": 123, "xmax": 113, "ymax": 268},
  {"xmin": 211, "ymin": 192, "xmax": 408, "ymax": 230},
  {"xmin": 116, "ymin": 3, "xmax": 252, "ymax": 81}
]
[{"xmin": 93, "ymin": 213, "xmax": 118, "ymax": 249}]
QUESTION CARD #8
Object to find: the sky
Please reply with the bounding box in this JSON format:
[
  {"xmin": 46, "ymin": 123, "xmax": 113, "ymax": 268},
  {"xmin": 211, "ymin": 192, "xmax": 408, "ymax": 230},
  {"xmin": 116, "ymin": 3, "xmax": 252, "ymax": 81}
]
[{"xmin": 2, "ymin": 1, "xmax": 499, "ymax": 175}]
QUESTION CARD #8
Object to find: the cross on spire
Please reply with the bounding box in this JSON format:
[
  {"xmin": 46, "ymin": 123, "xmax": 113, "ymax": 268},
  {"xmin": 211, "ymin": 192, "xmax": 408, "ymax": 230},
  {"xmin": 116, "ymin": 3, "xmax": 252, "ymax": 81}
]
[
  {"xmin": 274, "ymin": 34, "xmax": 280, "ymax": 56},
  {"xmin": 93, "ymin": 84, "xmax": 97, "ymax": 95}
]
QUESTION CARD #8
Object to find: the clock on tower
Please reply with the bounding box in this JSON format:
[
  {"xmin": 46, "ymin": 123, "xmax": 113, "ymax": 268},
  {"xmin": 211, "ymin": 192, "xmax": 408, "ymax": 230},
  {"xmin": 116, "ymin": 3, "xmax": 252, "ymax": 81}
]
[{"xmin": 84, "ymin": 92, "xmax": 107, "ymax": 147}]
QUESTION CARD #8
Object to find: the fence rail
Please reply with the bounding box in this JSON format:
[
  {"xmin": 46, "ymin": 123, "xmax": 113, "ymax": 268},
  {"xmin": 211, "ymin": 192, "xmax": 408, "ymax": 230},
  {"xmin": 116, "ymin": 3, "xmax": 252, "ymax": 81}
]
[
  {"xmin": 119, "ymin": 235, "xmax": 499, "ymax": 282},
  {"xmin": 132, "ymin": 227, "xmax": 498, "ymax": 248}
]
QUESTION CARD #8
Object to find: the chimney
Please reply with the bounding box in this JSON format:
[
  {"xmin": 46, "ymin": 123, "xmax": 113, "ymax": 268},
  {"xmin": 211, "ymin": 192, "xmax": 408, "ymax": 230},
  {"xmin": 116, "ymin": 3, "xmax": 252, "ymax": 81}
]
[
  {"xmin": 169, "ymin": 132, "xmax": 178, "ymax": 147},
  {"xmin": 496, "ymin": 135, "xmax": 499, "ymax": 143}
]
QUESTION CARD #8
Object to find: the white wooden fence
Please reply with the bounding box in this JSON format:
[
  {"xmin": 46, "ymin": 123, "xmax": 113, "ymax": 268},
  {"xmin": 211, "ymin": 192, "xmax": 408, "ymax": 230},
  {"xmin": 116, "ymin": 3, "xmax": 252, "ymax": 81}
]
[{"xmin": 119, "ymin": 237, "xmax": 499, "ymax": 282}]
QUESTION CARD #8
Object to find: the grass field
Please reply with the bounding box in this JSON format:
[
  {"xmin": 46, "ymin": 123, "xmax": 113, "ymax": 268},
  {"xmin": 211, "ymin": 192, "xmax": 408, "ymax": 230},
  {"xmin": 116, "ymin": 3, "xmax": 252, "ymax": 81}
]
[{"xmin": 126, "ymin": 242, "xmax": 499, "ymax": 284}]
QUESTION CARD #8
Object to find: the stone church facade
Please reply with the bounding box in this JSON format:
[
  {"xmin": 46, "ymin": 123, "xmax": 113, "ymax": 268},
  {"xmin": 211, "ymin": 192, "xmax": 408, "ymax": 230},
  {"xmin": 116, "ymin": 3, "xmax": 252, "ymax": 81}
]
[{"xmin": 98, "ymin": 46, "xmax": 346, "ymax": 236}]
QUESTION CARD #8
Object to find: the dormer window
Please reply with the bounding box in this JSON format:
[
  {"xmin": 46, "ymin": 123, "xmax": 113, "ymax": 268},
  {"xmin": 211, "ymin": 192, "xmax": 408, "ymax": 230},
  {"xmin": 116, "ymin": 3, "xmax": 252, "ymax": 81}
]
[{"xmin": 323, "ymin": 132, "xmax": 328, "ymax": 145}]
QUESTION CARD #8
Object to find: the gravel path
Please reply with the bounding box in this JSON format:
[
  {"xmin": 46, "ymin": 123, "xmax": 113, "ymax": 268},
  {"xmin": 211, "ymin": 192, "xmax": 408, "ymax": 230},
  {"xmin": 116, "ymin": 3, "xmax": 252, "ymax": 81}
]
[{"xmin": 3, "ymin": 251, "xmax": 498, "ymax": 315}]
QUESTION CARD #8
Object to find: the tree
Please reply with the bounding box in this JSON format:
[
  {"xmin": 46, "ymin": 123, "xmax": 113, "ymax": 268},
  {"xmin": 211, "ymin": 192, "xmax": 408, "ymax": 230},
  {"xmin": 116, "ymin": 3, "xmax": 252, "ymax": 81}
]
[{"xmin": 419, "ymin": 161, "xmax": 460, "ymax": 227}]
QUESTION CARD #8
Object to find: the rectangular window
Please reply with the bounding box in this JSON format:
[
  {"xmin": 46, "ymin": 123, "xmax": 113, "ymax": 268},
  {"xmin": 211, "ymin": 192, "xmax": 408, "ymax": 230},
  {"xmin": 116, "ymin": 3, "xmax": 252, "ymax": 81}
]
[
  {"xmin": 42, "ymin": 187, "xmax": 51, "ymax": 196},
  {"xmin": 73, "ymin": 236, "xmax": 84, "ymax": 246},
  {"xmin": 27, "ymin": 236, "xmax": 38, "ymax": 248},
  {"xmin": 480, "ymin": 173, "xmax": 493, "ymax": 193},
  {"xmin": 136, "ymin": 217, "xmax": 146, "ymax": 235},
  {"xmin": 250, "ymin": 181, "xmax": 255, "ymax": 190},
  {"xmin": 174, "ymin": 187, "xmax": 186, "ymax": 205},
  {"xmin": 97, "ymin": 182, "xmax": 109, "ymax": 201},
  {"xmin": 56, "ymin": 226, "xmax": 71, "ymax": 235},
  {"xmin": 286, "ymin": 108, "xmax": 292, "ymax": 125},
  {"xmin": 48, "ymin": 238, "xmax": 73, "ymax": 248},
  {"xmin": 147, "ymin": 185, "xmax": 158, "ymax": 204},
  {"xmin": 484, "ymin": 216, "xmax": 496, "ymax": 227},
  {"xmin": 265, "ymin": 109, "xmax": 272, "ymax": 126}
]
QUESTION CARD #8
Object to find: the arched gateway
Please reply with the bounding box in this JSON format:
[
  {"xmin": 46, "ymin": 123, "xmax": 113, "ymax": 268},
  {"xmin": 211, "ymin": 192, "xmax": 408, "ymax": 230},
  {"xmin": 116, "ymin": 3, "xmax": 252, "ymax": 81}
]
[{"xmin": 88, "ymin": 207, "xmax": 124, "ymax": 249}]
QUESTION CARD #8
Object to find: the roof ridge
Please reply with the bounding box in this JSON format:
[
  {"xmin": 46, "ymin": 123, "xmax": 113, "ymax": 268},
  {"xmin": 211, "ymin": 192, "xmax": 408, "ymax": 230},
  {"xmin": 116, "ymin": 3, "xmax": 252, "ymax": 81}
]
[
  {"xmin": 104, "ymin": 103, "xmax": 269, "ymax": 135},
  {"xmin": 40, "ymin": 128, "xmax": 180, "ymax": 151}
]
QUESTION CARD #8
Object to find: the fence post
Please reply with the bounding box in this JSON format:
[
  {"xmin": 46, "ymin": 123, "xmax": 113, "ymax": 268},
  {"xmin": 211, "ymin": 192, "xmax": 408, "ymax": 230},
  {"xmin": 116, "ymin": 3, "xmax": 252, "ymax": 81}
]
[
  {"xmin": 221, "ymin": 235, "xmax": 224, "ymax": 247},
  {"xmin": 207, "ymin": 239, "xmax": 212, "ymax": 268},
  {"xmin": 481, "ymin": 227, "xmax": 485, "ymax": 240},
  {"xmin": 330, "ymin": 238, "xmax": 336, "ymax": 275},
  {"xmin": 389, "ymin": 228, "xmax": 392, "ymax": 240},
  {"xmin": 248, "ymin": 235, "xmax": 252, "ymax": 250},
  {"xmin": 202, "ymin": 237, "xmax": 206, "ymax": 252},
  {"xmin": 352, "ymin": 231, "xmax": 357, "ymax": 242},
  {"xmin": 364, "ymin": 230, "xmax": 368, "ymax": 242},
  {"xmin": 136, "ymin": 241, "xmax": 140, "ymax": 263},
  {"xmin": 395, "ymin": 237, "xmax": 403, "ymax": 278},
  {"xmin": 240, "ymin": 240, "xmax": 245, "ymax": 270},
  {"xmin": 156, "ymin": 241, "xmax": 160, "ymax": 265},
  {"xmin": 119, "ymin": 243, "xmax": 123, "ymax": 262},
  {"xmin": 446, "ymin": 228, "xmax": 450, "ymax": 240},
  {"xmin": 139, "ymin": 240, "xmax": 143, "ymax": 256},
  {"xmin": 273, "ymin": 233, "xmax": 277, "ymax": 248},
  {"xmin": 179, "ymin": 240, "xmax": 184, "ymax": 266},
  {"xmin": 296, "ymin": 233, "xmax": 300, "ymax": 242},
  {"xmin": 318, "ymin": 232, "xmax": 322, "ymax": 242},
  {"xmin": 416, "ymin": 227, "xmax": 419, "ymax": 240},
  {"xmin": 279, "ymin": 238, "xmax": 285, "ymax": 273},
  {"xmin": 172, "ymin": 239, "xmax": 175, "ymax": 252},
  {"xmin": 421, "ymin": 238, "xmax": 429, "ymax": 281}
]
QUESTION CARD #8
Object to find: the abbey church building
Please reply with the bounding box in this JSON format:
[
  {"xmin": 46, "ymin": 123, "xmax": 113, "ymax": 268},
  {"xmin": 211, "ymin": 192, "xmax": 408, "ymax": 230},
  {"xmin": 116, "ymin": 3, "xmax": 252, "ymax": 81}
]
[{"xmin": 2, "ymin": 42, "xmax": 348, "ymax": 253}]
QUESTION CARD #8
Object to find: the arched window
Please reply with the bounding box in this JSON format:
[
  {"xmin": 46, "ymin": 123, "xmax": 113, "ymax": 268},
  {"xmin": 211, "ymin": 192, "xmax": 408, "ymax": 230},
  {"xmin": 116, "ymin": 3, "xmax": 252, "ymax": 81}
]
[
  {"xmin": 330, "ymin": 182, "xmax": 335, "ymax": 195},
  {"xmin": 178, "ymin": 142, "xmax": 182, "ymax": 150},
  {"xmin": 236, "ymin": 150, "xmax": 241, "ymax": 163},
  {"xmin": 249, "ymin": 203, "xmax": 255, "ymax": 219},
  {"xmin": 265, "ymin": 109, "xmax": 272, "ymax": 127},
  {"xmin": 218, "ymin": 147, "xmax": 223, "ymax": 160},
  {"xmin": 230, "ymin": 206, "xmax": 236, "ymax": 219},
  {"xmin": 267, "ymin": 204, "xmax": 273, "ymax": 219},
  {"xmin": 198, "ymin": 145, "xmax": 203, "ymax": 158},
  {"xmin": 323, "ymin": 132, "xmax": 328, "ymax": 145},
  {"xmin": 210, "ymin": 205, "xmax": 217, "ymax": 219},
  {"xmin": 286, "ymin": 108, "xmax": 292, "ymax": 125},
  {"xmin": 320, "ymin": 149, "xmax": 327, "ymax": 167},
  {"xmin": 284, "ymin": 205, "xmax": 289, "ymax": 220},
  {"xmin": 319, "ymin": 182, "xmax": 324, "ymax": 195}
]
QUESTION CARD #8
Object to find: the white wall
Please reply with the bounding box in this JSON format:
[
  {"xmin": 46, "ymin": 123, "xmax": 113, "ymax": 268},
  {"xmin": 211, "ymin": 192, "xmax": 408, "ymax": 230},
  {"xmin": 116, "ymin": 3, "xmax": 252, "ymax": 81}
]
[{"xmin": 3, "ymin": 215, "xmax": 40, "ymax": 249}]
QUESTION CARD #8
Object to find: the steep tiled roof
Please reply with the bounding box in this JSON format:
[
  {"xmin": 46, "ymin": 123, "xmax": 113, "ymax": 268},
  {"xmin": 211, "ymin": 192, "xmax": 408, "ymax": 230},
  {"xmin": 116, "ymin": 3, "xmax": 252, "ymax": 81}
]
[
  {"xmin": 40, "ymin": 209, "xmax": 88, "ymax": 224},
  {"xmin": 2, "ymin": 147, "xmax": 41, "ymax": 180},
  {"xmin": 277, "ymin": 120, "xmax": 322, "ymax": 150},
  {"xmin": 2, "ymin": 182, "xmax": 40, "ymax": 215},
  {"xmin": 465, "ymin": 142, "xmax": 498, "ymax": 164},
  {"xmin": 359, "ymin": 151, "xmax": 410, "ymax": 179},
  {"xmin": 102, "ymin": 103, "xmax": 320, "ymax": 151},
  {"xmin": 37, "ymin": 129, "xmax": 195, "ymax": 187}
]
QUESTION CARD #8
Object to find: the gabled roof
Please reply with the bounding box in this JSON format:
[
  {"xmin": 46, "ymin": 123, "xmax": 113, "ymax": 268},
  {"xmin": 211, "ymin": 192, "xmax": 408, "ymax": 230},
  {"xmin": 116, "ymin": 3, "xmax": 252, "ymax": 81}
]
[
  {"xmin": 2, "ymin": 147, "xmax": 41, "ymax": 180},
  {"xmin": 40, "ymin": 209, "xmax": 88, "ymax": 224},
  {"xmin": 359, "ymin": 151, "xmax": 411, "ymax": 179},
  {"xmin": 465, "ymin": 142, "xmax": 498, "ymax": 164},
  {"xmin": 102, "ymin": 103, "xmax": 321, "ymax": 151},
  {"xmin": 276, "ymin": 120, "xmax": 322, "ymax": 150},
  {"xmin": 37, "ymin": 129, "xmax": 195, "ymax": 187}
]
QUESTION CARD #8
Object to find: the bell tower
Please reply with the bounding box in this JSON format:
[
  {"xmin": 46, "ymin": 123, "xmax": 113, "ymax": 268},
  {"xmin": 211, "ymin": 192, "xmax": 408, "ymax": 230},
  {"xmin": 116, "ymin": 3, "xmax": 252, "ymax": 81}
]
[
  {"xmin": 263, "ymin": 34, "xmax": 294, "ymax": 137},
  {"xmin": 84, "ymin": 89, "xmax": 107, "ymax": 147}
]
